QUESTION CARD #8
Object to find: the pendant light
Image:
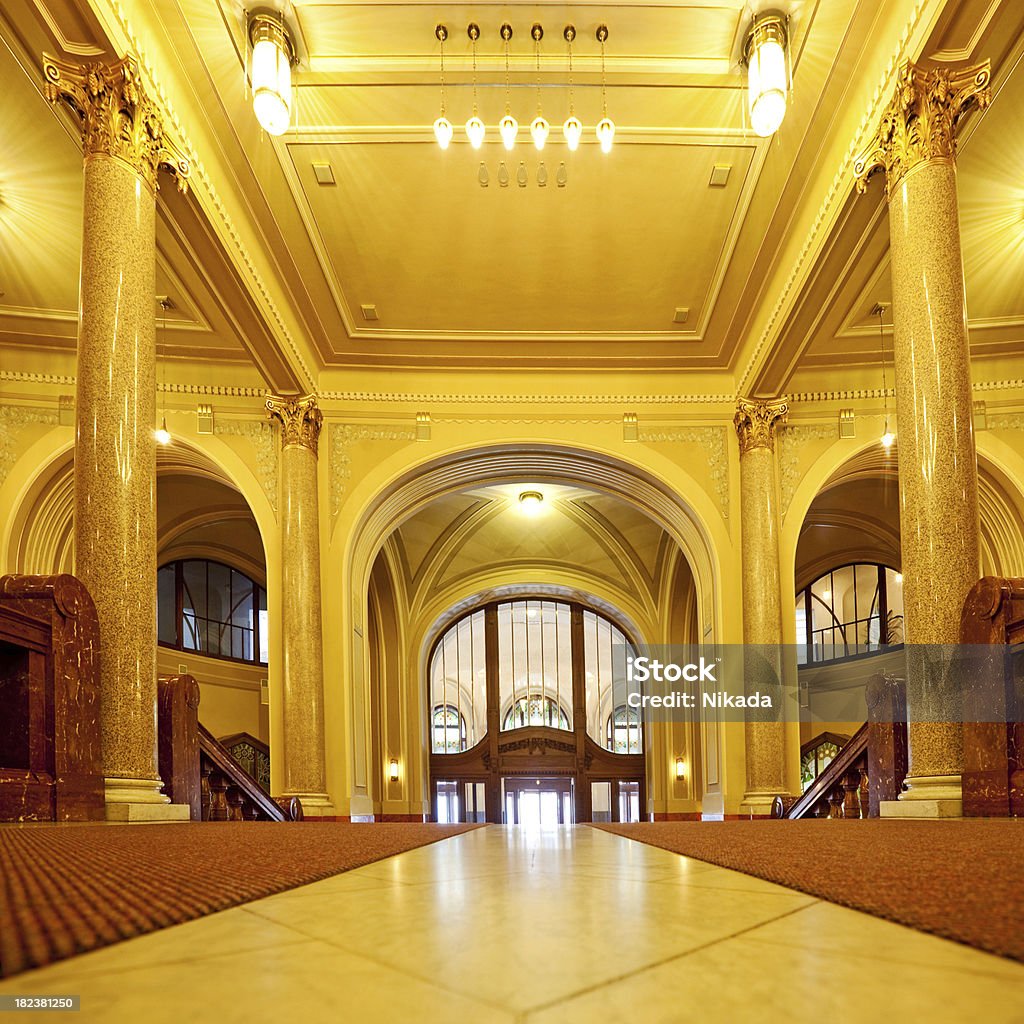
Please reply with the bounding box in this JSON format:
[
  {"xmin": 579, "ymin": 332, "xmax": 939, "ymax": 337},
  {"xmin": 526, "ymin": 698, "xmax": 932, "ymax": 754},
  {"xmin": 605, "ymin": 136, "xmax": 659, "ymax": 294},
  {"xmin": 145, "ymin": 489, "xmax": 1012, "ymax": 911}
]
[
  {"xmin": 498, "ymin": 23, "xmax": 518, "ymax": 150},
  {"xmin": 249, "ymin": 13, "xmax": 295, "ymax": 136},
  {"xmin": 530, "ymin": 24, "xmax": 549, "ymax": 150},
  {"xmin": 742, "ymin": 12, "xmax": 789, "ymax": 138},
  {"xmin": 154, "ymin": 298, "xmax": 171, "ymax": 446},
  {"xmin": 563, "ymin": 25, "xmax": 581, "ymax": 151},
  {"xmin": 595, "ymin": 25, "xmax": 614, "ymax": 153},
  {"xmin": 433, "ymin": 25, "xmax": 453, "ymax": 149},
  {"xmin": 875, "ymin": 303, "xmax": 896, "ymax": 449},
  {"xmin": 465, "ymin": 23, "xmax": 485, "ymax": 149}
]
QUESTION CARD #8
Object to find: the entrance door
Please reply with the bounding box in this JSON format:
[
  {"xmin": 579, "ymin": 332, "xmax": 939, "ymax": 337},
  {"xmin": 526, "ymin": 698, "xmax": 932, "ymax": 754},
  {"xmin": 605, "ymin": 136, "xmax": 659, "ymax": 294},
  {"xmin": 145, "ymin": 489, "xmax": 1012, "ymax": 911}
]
[{"xmin": 503, "ymin": 777, "xmax": 574, "ymax": 825}]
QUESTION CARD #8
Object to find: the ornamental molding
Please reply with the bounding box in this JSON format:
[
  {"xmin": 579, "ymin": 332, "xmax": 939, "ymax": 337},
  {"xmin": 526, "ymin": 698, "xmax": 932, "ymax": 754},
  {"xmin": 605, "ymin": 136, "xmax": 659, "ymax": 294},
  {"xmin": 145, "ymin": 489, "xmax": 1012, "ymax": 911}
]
[
  {"xmin": 777, "ymin": 422, "xmax": 838, "ymax": 514},
  {"xmin": 854, "ymin": 59, "xmax": 991, "ymax": 196},
  {"xmin": 319, "ymin": 390, "xmax": 735, "ymax": 405},
  {"xmin": 330, "ymin": 422, "xmax": 417, "ymax": 520},
  {"xmin": 637, "ymin": 426, "xmax": 730, "ymax": 520},
  {"xmin": 734, "ymin": 398, "xmax": 789, "ymax": 456},
  {"xmin": 42, "ymin": 54, "xmax": 190, "ymax": 194},
  {"xmin": 736, "ymin": 0, "xmax": 934, "ymax": 395},
  {"xmin": 214, "ymin": 418, "xmax": 278, "ymax": 514},
  {"xmin": 0, "ymin": 405, "xmax": 60, "ymax": 489},
  {"xmin": 91, "ymin": 0, "xmax": 315, "ymax": 392},
  {"xmin": 987, "ymin": 412, "xmax": 1024, "ymax": 432},
  {"xmin": 266, "ymin": 394, "xmax": 323, "ymax": 455}
]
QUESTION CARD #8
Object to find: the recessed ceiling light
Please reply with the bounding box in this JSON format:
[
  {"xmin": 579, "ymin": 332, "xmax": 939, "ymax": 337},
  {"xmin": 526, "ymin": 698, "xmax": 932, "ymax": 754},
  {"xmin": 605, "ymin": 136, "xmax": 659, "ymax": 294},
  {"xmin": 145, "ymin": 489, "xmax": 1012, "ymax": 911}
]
[
  {"xmin": 673, "ymin": 307, "xmax": 689, "ymax": 324},
  {"xmin": 360, "ymin": 304, "xmax": 378, "ymax": 321},
  {"xmin": 709, "ymin": 164, "xmax": 731, "ymax": 187},
  {"xmin": 312, "ymin": 162, "xmax": 336, "ymax": 185}
]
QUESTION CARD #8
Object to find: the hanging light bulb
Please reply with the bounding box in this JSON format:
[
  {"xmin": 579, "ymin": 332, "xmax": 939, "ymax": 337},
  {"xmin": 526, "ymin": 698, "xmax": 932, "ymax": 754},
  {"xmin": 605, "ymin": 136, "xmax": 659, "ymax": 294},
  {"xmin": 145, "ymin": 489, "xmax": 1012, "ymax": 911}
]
[
  {"xmin": 433, "ymin": 25, "xmax": 453, "ymax": 149},
  {"xmin": 875, "ymin": 302, "xmax": 896, "ymax": 449},
  {"xmin": 530, "ymin": 24, "xmax": 549, "ymax": 150},
  {"xmin": 154, "ymin": 416, "xmax": 171, "ymax": 446},
  {"xmin": 249, "ymin": 14, "xmax": 294, "ymax": 136},
  {"xmin": 499, "ymin": 23, "xmax": 517, "ymax": 150},
  {"xmin": 563, "ymin": 25, "xmax": 581, "ymax": 150},
  {"xmin": 596, "ymin": 26, "xmax": 615, "ymax": 153},
  {"xmin": 465, "ymin": 23, "xmax": 485, "ymax": 149},
  {"xmin": 743, "ymin": 13, "xmax": 789, "ymax": 138}
]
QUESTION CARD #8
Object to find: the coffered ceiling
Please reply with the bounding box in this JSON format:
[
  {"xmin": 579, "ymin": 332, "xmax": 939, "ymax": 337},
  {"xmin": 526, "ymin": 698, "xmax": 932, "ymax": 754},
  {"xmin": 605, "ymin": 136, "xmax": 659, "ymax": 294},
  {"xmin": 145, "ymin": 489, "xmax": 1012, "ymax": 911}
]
[{"xmin": 2, "ymin": 0, "xmax": 1024, "ymax": 386}]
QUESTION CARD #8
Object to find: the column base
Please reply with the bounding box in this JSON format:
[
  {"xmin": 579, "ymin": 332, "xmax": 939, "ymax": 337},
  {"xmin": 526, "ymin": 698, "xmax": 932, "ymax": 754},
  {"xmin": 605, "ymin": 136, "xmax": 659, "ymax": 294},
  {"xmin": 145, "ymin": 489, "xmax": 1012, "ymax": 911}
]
[
  {"xmin": 283, "ymin": 792, "xmax": 335, "ymax": 818},
  {"xmin": 105, "ymin": 802, "xmax": 191, "ymax": 822},
  {"xmin": 880, "ymin": 774, "xmax": 963, "ymax": 818},
  {"xmin": 739, "ymin": 793, "xmax": 780, "ymax": 818},
  {"xmin": 879, "ymin": 799, "xmax": 962, "ymax": 818}
]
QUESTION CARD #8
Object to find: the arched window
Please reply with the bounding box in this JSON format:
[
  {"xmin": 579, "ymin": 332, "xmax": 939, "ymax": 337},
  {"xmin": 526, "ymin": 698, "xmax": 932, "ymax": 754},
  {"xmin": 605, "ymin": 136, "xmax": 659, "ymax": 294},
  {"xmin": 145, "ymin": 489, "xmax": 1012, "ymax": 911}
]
[
  {"xmin": 432, "ymin": 705, "xmax": 467, "ymax": 754},
  {"xmin": 157, "ymin": 558, "xmax": 267, "ymax": 665},
  {"xmin": 502, "ymin": 695, "xmax": 571, "ymax": 731},
  {"xmin": 606, "ymin": 705, "xmax": 641, "ymax": 754},
  {"xmin": 795, "ymin": 563, "xmax": 903, "ymax": 665},
  {"xmin": 429, "ymin": 598, "xmax": 641, "ymax": 754}
]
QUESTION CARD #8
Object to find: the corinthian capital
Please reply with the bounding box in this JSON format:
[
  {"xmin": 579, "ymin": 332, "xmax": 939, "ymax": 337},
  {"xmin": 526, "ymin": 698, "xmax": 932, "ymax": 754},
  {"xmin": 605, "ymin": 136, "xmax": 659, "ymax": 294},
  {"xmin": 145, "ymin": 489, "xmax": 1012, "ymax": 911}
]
[
  {"xmin": 267, "ymin": 394, "xmax": 324, "ymax": 455},
  {"xmin": 734, "ymin": 398, "xmax": 788, "ymax": 456},
  {"xmin": 43, "ymin": 54, "xmax": 190, "ymax": 194},
  {"xmin": 854, "ymin": 59, "xmax": 990, "ymax": 197}
]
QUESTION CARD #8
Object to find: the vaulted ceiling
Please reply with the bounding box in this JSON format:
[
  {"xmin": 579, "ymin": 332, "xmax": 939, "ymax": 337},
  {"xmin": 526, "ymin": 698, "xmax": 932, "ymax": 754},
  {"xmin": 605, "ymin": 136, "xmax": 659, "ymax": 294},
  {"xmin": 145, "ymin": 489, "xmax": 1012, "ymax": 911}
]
[{"xmin": 2, "ymin": 0, "xmax": 1024, "ymax": 389}]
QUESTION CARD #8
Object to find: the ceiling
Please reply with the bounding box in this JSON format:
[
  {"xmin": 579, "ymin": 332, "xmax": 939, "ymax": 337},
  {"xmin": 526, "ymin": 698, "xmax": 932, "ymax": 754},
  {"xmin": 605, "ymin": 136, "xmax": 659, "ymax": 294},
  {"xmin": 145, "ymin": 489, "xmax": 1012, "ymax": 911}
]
[
  {"xmin": 385, "ymin": 481, "xmax": 681, "ymax": 628},
  {"xmin": 2, "ymin": 0, "xmax": 1024, "ymax": 385}
]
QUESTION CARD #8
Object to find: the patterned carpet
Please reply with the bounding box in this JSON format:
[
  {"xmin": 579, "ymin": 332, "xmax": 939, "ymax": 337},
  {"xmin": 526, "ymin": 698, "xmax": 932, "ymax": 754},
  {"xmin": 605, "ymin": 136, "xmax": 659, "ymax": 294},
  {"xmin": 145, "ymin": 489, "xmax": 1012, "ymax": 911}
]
[
  {"xmin": 595, "ymin": 820, "xmax": 1024, "ymax": 962},
  {"xmin": 0, "ymin": 822, "xmax": 479, "ymax": 977}
]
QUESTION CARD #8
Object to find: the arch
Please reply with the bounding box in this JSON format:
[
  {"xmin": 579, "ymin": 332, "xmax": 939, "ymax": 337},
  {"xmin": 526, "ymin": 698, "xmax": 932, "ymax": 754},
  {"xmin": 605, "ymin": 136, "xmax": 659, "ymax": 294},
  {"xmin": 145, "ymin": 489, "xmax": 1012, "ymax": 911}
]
[{"xmin": 342, "ymin": 442, "xmax": 723, "ymax": 642}]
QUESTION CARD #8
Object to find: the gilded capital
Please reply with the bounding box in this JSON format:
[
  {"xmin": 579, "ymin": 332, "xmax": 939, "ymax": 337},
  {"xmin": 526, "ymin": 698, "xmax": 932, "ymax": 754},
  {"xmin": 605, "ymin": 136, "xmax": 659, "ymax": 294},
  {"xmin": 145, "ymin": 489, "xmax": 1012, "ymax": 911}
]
[
  {"xmin": 734, "ymin": 398, "xmax": 788, "ymax": 456},
  {"xmin": 266, "ymin": 394, "xmax": 324, "ymax": 455},
  {"xmin": 854, "ymin": 59, "xmax": 990, "ymax": 197},
  {"xmin": 43, "ymin": 54, "xmax": 190, "ymax": 194}
]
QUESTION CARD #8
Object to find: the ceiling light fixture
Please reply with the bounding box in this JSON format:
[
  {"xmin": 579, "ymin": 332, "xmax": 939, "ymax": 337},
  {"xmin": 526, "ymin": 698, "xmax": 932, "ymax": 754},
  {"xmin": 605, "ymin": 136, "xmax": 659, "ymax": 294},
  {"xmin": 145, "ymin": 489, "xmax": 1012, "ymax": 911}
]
[
  {"xmin": 499, "ymin": 23, "xmax": 518, "ymax": 150},
  {"xmin": 465, "ymin": 23, "xmax": 485, "ymax": 149},
  {"xmin": 563, "ymin": 25, "xmax": 582, "ymax": 151},
  {"xmin": 874, "ymin": 302, "xmax": 896, "ymax": 449},
  {"xmin": 433, "ymin": 25, "xmax": 453, "ymax": 149},
  {"xmin": 249, "ymin": 13, "xmax": 295, "ymax": 136},
  {"xmin": 519, "ymin": 490, "xmax": 544, "ymax": 515},
  {"xmin": 742, "ymin": 11, "xmax": 789, "ymax": 138},
  {"xmin": 596, "ymin": 25, "xmax": 614, "ymax": 153},
  {"xmin": 530, "ymin": 24, "xmax": 550, "ymax": 150}
]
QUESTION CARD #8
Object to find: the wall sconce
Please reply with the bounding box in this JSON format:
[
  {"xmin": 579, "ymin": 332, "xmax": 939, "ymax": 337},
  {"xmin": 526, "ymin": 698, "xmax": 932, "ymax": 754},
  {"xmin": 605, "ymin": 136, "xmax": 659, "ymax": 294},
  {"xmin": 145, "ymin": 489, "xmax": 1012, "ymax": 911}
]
[
  {"xmin": 742, "ymin": 12, "xmax": 789, "ymax": 137},
  {"xmin": 388, "ymin": 758, "xmax": 400, "ymax": 782},
  {"xmin": 249, "ymin": 13, "xmax": 296, "ymax": 136},
  {"xmin": 675, "ymin": 757, "xmax": 686, "ymax": 780}
]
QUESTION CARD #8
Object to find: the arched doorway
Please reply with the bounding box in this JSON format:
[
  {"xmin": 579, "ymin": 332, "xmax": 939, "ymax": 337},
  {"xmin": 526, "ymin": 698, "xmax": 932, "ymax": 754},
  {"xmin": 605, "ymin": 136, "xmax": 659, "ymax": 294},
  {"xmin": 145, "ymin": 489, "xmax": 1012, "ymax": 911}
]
[{"xmin": 427, "ymin": 597, "xmax": 644, "ymax": 824}]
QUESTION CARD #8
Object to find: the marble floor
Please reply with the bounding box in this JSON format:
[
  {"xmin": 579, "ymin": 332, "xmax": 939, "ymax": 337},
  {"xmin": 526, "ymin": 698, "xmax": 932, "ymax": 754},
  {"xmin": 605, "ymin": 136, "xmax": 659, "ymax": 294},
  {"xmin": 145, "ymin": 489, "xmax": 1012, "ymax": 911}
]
[{"xmin": 1, "ymin": 824, "xmax": 1022, "ymax": 1023}]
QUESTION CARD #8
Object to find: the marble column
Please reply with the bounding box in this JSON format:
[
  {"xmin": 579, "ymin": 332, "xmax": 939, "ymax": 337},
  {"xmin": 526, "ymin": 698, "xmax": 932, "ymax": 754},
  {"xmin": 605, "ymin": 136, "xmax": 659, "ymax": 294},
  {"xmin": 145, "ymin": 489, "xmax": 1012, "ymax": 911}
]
[
  {"xmin": 734, "ymin": 397, "xmax": 790, "ymax": 816},
  {"xmin": 44, "ymin": 55, "xmax": 190, "ymax": 820},
  {"xmin": 855, "ymin": 61, "xmax": 990, "ymax": 817},
  {"xmin": 266, "ymin": 394, "xmax": 331, "ymax": 811}
]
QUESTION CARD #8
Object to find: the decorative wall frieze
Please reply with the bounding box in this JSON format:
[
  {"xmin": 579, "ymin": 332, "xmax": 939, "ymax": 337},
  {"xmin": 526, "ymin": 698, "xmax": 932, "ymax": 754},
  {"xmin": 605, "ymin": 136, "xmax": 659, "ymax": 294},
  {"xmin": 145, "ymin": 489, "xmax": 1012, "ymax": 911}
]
[
  {"xmin": 43, "ymin": 54, "xmax": 190, "ymax": 193},
  {"xmin": 777, "ymin": 422, "xmax": 838, "ymax": 514},
  {"xmin": 0, "ymin": 405, "xmax": 60, "ymax": 489},
  {"xmin": 854, "ymin": 59, "xmax": 991, "ymax": 196},
  {"xmin": 213, "ymin": 418, "xmax": 278, "ymax": 514},
  {"xmin": 266, "ymin": 393, "xmax": 323, "ymax": 455},
  {"xmin": 319, "ymin": 391, "xmax": 735, "ymax": 405},
  {"xmin": 330, "ymin": 422, "xmax": 417, "ymax": 519},
  {"xmin": 987, "ymin": 412, "xmax": 1024, "ymax": 432},
  {"xmin": 734, "ymin": 398, "xmax": 789, "ymax": 456},
  {"xmin": 637, "ymin": 426, "xmax": 729, "ymax": 520}
]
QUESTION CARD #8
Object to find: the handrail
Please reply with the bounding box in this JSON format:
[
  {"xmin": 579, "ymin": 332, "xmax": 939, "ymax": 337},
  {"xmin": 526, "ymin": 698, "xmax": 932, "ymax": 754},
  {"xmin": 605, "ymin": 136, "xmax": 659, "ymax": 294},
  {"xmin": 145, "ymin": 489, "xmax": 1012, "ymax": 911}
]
[
  {"xmin": 779, "ymin": 722, "xmax": 869, "ymax": 819},
  {"xmin": 198, "ymin": 723, "xmax": 292, "ymax": 821}
]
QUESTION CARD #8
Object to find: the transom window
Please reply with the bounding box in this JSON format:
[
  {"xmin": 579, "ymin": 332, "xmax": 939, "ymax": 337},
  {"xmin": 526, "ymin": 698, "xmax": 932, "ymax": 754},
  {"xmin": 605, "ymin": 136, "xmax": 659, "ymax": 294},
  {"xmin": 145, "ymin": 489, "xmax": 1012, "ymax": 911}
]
[
  {"xmin": 158, "ymin": 559, "xmax": 268, "ymax": 665},
  {"xmin": 503, "ymin": 695, "xmax": 571, "ymax": 730},
  {"xmin": 795, "ymin": 563, "xmax": 903, "ymax": 665}
]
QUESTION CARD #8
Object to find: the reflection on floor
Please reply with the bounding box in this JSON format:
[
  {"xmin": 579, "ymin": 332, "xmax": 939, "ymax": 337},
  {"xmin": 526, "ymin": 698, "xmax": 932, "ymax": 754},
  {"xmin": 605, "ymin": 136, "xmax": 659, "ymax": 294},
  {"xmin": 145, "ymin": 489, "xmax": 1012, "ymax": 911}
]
[{"xmin": 1, "ymin": 824, "xmax": 1021, "ymax": 1023}]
